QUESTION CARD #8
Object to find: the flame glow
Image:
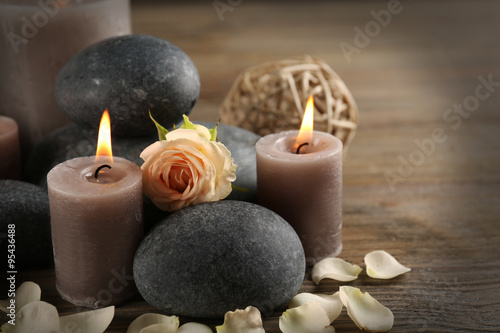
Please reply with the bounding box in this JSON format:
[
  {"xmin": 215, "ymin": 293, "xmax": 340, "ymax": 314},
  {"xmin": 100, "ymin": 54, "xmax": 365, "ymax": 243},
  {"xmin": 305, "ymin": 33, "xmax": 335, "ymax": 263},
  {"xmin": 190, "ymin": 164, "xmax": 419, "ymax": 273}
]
[
  {"xmin": 95, "ymin": 109, "xmax": 113, "ymax": 163},
  {"xmin": 295, "ymin": 95, "xmax": 314, "ymax": 149}
]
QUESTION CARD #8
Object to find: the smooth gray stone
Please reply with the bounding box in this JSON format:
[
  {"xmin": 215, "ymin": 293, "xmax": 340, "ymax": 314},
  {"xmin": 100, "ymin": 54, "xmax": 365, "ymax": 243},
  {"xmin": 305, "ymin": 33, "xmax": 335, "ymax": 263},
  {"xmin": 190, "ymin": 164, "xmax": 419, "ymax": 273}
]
[
  {"xmin": 55, "ymin": 34, "xmax": 200, "ymax": 136},
  {"xmin": 134, "ymin": 200, "xmax": 306, "ymax": 318},
  {"xmin": 0, "ymin": 180, "xmax": 53, "ymax": 269}
]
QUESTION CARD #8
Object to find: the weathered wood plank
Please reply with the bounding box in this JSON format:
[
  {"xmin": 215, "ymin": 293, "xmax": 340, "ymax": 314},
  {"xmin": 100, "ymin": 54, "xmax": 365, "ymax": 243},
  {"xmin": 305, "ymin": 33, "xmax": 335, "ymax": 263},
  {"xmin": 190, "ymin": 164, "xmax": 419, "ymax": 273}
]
[{"xmin": 1, "ymin": 0, "xmax": 499, "ymax": 331}]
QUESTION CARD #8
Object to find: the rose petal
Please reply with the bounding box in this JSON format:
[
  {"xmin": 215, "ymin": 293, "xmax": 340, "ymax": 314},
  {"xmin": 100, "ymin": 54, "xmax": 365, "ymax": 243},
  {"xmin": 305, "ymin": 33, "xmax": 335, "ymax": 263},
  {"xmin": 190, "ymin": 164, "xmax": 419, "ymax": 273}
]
[
  {"xmin": 312, "ymin": 258, "xmax": 362, "ymax": 284},
  {"xmin": 216, "ymin": 306, "xmax": 265, "ymax": 333},
  {"xmin": 165, "ymin": 128, "xmax": 209, "ymax": 143},
  {"xmin": 288, "ymin": 292, "xmax": 343, "ymax": 323},
  {"xmin": 212, "ymin": 142, "xmax": 237, "ymax": 200},
  {"xmin": 127, "ymin": 313, "xmax": 179, "ymax": 333},
  {"xmin": 177, "ymin": 322, "xmax": 213, "ymax": 333},
  {"xmin": 138, "ymin": 323, "xmax": 179, "ymax": 333},
  {"xmin": 0, "ymin": 301, "xmax": 59, "ymax": 333},
  {"xmin": 0, "ymin": 281, "xmax": 41, "ymax": 313},
  {"xmin": 339, "ymin": 286, "xmax": 394, "ymax": 332},
  {"xmin": 140, "ymin": 140, "xmax": 165, "ymax": 161},
  {"xmin": 364, "ymin": 250, "xmax": 411, "ymax": 279},
  {"xmin": 193, "ymin": 125, "xmax": 212, "ymax": 141},
  {"xmin": 59, "ymin": 306, "xmax": 114, "ymax": 333},
  {"xmin": 279, "ymin": 301, "xmax": 335, "ymax": 333}
]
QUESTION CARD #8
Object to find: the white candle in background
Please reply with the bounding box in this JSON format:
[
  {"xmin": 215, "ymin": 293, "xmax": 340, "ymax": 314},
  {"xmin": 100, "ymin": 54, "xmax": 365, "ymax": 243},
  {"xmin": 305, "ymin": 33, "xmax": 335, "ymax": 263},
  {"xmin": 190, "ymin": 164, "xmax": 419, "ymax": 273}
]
[{"xmin": 0, "ymin": 0, "xmax": 131, "ymax": 155}]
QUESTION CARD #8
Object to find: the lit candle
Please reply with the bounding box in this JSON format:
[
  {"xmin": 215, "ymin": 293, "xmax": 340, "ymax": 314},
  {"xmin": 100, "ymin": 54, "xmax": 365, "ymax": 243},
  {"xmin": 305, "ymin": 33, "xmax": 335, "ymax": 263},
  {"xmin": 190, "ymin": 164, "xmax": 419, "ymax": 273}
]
[
  {"xmin": 0, "ymin": 0, "xmax": 131, "ymax": 154},
  {"xmin": 0, "ymin": 116, "xmax": 22, "ymax": 180},
  {"xmin": 256, "ymin": 96, "xmax": 343, "ymax": 266},
  {"xmin": 47, "ymin": 110, "xmax": 143, "ymax": 308}
]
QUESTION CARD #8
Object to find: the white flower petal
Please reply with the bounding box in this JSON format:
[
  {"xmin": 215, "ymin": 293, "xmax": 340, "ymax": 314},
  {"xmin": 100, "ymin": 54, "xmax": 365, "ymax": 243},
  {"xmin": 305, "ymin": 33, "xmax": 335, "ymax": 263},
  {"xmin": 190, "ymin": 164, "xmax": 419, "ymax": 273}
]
[
  {"xmin": 193, "ymin": 124, "xmax": 212, "ymax": 141},
  {"xmin": 177, "ymin": 322, "xmax": 213, "ymax": 333},
  {"xmin": 216, "ymin": 306, "xmax": 265, "ymax": 333},
  {"xmin": 364, "ymin": 250, "xmax": 411, "ymax": 279},
  {"xmin": 339, "ymin": 286, "xmax": 394, "ymax": 332},
  {"xmin": 139, "ymin": 323, "xmax": 179, "ymax": 333},
  {"xmin": 140, "ymin": 140, "xmax": 165, "ymax": 162},
  {"xmin": 312, "ymin": 258, "xmax": 362, "ymax": 284},
  {"xmin": 288, "ymin": 292, "xmax": 343, "ymax": 323},
  {"xmin": 127, "ymin": 313, "xmax": 179, "ymax": 333},
  {"xmin": 59, "ymin": 306, "xmax": 114, "ymax": 333},
  {"xmin": 165, "ymin": 128, "xmax": 208, "ymax": 143},
  {"xmin": 0, "ymin": 281, "xmax": 41, "ymax": 313},
  {"xmin": 279, "ymin": 301, "xmax": 335, "ymax": 333},
  {"xmin": 0, "ymin": 301, "xmax": 59, "ymax": 333}
]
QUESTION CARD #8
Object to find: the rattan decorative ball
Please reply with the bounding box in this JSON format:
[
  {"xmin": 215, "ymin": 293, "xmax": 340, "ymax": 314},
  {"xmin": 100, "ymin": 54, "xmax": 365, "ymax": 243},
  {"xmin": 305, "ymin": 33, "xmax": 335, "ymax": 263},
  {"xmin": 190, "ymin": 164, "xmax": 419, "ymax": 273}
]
[{"xmin": 219, "ymin": 55, "xmax": 358, "ymax": 153}]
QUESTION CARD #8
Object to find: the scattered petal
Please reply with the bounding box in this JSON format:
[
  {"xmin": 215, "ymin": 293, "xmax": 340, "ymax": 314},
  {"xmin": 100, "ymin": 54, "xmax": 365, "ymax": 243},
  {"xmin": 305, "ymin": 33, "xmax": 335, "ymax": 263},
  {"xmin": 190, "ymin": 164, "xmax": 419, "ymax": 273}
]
[
  {"xmin": 127, "ymin": 313, "xmax": 179, "ymax": 333},
  {"xmin": 365, "ymin": 250, "xmax": 411, "ymax": 279},
  {"xmin": 216, "ymin": 306, "xmax": 265, "ymax": 333},
  {"xmin": 177, "ymin": 322, "xmax": 213, "ymax": 333},
  {"xmin": 279, "ymin": 301, "xmax": 334, "ymax": 333},
  {"xmin": 0, "ymin": 301, "xmax": 59, "ymax": 333},
  {"xmin": 339, "ymin": 286, "xmax": 393, "ymax": 332},
  {"xmin": 0, "ymin": 281, "xmax": 41, "ymax": 313},
  {"xmin": 312, "ymin": 258, "xmax": 362, "ymax": 284},
  {"xmin": 139, "ymin": 323, "xmax": 179, "ymax": 333},
  {"xmin": 288, "ymin": 292, "xmax": 342, "ymax": 323},
  {"xmin": 59, "ymin": 306, "xmax": 114, "ymax": 333}
]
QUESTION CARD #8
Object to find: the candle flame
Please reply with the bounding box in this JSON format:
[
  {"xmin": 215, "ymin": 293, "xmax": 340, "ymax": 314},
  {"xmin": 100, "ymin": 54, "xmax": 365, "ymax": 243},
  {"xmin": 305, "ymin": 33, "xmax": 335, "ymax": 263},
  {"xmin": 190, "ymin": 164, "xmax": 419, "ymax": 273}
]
[
  {"xmin": 295, "ymin": 95, "xmax": 314, "ymax": 149},
  {"xmin": 95, "ymin": 109, "xmax": 113, "ymax": 164}
]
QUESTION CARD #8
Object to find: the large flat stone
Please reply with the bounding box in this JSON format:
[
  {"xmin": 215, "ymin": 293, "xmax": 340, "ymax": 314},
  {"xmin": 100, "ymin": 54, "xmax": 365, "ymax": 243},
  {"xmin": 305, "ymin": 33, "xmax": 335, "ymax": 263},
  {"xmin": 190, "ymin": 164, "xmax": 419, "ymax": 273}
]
[{"xmin": 134, "ymin": 200, "xmax": 305, "ymax": 318}]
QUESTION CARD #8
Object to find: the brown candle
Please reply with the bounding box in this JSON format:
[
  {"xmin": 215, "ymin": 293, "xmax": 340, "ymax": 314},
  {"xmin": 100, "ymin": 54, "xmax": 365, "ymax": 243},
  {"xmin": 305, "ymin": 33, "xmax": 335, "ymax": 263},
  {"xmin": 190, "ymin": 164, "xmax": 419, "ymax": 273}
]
[
  {"xmin": 47, "ymin": 111, "xmax": 143, "ymax": 308},
  {"xmin": 0, "ymin": 116, "xmax": 22, "ymax": 180},
  {"xmin": 256, "ymin": 97, "xmax": 343, "ymax": 265}
]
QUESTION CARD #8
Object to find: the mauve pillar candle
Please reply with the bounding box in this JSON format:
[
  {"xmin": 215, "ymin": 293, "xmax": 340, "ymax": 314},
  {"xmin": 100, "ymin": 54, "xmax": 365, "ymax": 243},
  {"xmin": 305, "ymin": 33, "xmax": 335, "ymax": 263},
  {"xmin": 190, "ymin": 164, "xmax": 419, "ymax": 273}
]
[
  {"xmin": 47, "ymin": 156, "xmax": 143, "ymax": 308},
  {"xmin": 0, "ymin": 0, "xmax": 131, "ymax": 154},
  {"xmin": 0, "ymin": 116, "xmax": 22, "ymax": 179},
  {"xmin": 256, "ymin": 130, "xmax": 343, "ymax": 266}
]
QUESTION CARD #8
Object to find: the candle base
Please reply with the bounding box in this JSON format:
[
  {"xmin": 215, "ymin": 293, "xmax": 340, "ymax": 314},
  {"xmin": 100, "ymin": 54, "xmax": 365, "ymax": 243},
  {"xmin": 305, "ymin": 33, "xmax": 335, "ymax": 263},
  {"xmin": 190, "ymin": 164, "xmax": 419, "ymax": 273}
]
[
  {"xmin": 303, "ymin": 233, "xmax": 342, "ymax": 266},
  {"xmin": 56, "ymin": 282, "xmax": 138, "ymax": 309}
]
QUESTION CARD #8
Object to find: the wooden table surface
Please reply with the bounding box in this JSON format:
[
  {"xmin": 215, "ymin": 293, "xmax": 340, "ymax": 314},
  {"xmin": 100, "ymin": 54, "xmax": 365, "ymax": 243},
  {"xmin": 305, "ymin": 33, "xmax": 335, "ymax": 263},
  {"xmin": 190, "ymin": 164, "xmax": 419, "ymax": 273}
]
[{"xmin": 2, "ymin": 1, "xmax": 500, "ymax": 332}]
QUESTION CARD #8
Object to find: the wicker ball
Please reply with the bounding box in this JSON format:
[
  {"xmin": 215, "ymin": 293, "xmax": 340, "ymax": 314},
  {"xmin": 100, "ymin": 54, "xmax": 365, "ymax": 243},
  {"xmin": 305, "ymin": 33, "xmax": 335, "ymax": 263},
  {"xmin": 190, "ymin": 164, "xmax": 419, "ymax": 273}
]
[{"xmin": 219, "ymin": 55, "xmax": 358, "ymax": 153}]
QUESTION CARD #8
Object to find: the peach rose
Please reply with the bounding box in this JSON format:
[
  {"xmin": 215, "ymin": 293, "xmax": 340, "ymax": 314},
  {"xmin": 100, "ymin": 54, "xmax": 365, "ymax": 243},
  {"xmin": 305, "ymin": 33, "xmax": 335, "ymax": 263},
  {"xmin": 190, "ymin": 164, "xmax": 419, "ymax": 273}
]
[{"xmin": 140, "ymin": 128, "xmax": 237, "ymax": 212}]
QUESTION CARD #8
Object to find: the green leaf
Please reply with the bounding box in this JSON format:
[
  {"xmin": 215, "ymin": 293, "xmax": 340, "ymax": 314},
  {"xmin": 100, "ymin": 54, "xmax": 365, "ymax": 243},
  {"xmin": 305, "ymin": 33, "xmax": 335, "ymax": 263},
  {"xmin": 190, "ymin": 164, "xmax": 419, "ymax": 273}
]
[
  {"xmin": 231, "ymin": 184, "xmax": 250, "ymax": 193},
  {"xmin": 179, "ymin": 114, "xmax": 196, "ymax": 130},
  {"xmin": 149, "ymin": 111, "xmax": 169, "ymax": 141},
  {"xmin": 209, "ymin": 121, "xmax": 219, "ymax": 142}
]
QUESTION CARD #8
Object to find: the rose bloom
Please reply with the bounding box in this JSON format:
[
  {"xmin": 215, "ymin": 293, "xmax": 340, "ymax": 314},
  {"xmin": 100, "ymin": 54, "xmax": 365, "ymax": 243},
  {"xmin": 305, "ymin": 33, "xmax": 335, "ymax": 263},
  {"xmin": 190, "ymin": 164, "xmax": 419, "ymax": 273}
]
[{"xmin": 140, "ymin": 128, "xmax": 237, "ymax": 212}]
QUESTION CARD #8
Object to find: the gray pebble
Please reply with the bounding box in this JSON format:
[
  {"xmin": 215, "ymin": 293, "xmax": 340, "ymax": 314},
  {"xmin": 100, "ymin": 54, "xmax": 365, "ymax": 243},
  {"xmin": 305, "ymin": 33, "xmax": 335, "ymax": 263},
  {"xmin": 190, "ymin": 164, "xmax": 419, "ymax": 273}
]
[
  {"xmin": 55, "ymin": 34, "xmax": 200, "ymax": 136},
  {"xmin": 0, "ymin": 180, "xmax": 53, "ymax": 269},
  {"xmin": 134, "ymin": 200, "xmax": 305, "ymax": 318}
]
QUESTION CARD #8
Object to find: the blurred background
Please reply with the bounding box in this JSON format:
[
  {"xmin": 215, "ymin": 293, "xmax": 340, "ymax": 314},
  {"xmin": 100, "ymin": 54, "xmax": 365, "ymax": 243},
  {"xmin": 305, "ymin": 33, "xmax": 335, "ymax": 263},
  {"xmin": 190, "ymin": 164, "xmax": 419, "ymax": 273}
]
[{"xmin": 131, "ymin": 0, "xmax": 500, "ymax": 187}]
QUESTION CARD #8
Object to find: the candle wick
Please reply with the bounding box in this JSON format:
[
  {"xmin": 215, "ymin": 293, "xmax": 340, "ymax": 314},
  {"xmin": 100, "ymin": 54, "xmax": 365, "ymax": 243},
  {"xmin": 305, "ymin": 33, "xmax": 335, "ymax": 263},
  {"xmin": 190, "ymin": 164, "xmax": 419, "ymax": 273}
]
[
  {"xmin": 94, "ymin": 164, "xmax": 112, "ymax": 179},
  {"xmin": 296, "ymin": 142, "xmax": 309, "ymax": 154}
]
